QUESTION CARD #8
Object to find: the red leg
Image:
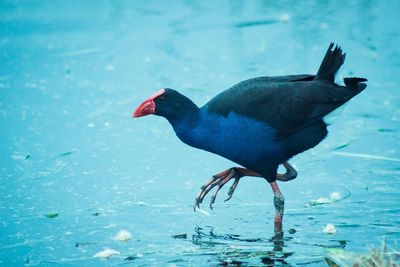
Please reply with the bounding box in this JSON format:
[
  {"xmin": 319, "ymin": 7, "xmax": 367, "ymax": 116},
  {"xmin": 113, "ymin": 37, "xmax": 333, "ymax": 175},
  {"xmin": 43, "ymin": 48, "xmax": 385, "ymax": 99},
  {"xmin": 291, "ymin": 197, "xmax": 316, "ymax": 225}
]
[{"xmin": 270, "ymin": 181, "xmax": 285, "ymax": 234}]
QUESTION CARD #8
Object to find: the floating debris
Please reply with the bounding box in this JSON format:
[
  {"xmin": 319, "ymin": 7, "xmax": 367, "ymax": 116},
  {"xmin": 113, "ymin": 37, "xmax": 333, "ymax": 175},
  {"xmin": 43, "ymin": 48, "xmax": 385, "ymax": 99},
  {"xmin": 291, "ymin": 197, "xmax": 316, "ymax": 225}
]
[
  {"xmin": 329, "ymin": 192, "xmax": 341, "ymax": 201},
  {"xmin": 75, "ymin": 242, "xmax": 96, "ymax": 247},
  {"xmin": 377, "ymin": 128, "xmax": 396, "ymax": 133},
  {"xmin": 172, "ymin": 233, "xmax": 187, "ymax": 239},
  {"xmin": 11, "ymin": 154, "xmax": 25, "ymax": 160},
  {"xmin": 332, "ymin": 143, "xmax": 350, "ymax": 151},
  {"xmin": 124, "ymin": 253, "xmax": 143, "ymax": 261},
  {"xmin": 49, "ymin": 151, "xmax": 75, "ymax": 160},
  {"xmin": 309, "ymin": 190, "xmax": 349, "ymax": 206},
  {"xmin": 332, "ymin": 151, "xmax": 400, "ymax": 163},
  {"xmin": 104, "ymin": 223, "xmax": 117, "ymax": 229},
  {"xmin": 44, "ymin": 212, "xmax": 59, "ymax": 219},
  {"xmin": 279, "ymin": 13, "xmax": 290, "ymax": 23},
  {"xmin": 309, "ymin": 197, "xmax": 331, "ymax": 206},
  {"xmin": 288, "ymin": 228, "xmax": 296, "ymax": 234},
  {"xmin": 92, "ymin": 212, "xmax": 100, "ymax": 216},
  {"xmin": 323, "ymin": 224, "xmax": 337, "ymax": 234},
  {"xmin": 234, "ymin": 19, "xmax": 277, "ymax": 28},
  {"xmin": 113, "ymin": 230, "xmax": 132, "ymax": 242},
  {"xmin": 58, "ymin": 151, "xmax": 74, "ymax": 157},
  {"xmin": 93, "ymin": 248, "xmax": 120, "ymax": 259}
]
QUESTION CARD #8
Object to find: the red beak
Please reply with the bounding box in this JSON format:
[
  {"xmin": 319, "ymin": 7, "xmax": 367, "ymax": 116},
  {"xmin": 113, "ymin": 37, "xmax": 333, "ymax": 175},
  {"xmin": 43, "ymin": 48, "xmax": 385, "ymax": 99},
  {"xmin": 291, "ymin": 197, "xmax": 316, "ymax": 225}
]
[{"xmin": 132, "ymin": 89, "xmax": 165, "ymax": 118}]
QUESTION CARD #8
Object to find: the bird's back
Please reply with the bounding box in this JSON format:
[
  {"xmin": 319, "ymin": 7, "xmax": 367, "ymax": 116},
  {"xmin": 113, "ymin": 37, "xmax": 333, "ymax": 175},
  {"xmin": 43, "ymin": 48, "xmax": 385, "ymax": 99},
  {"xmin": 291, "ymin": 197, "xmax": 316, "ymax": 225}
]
[{"xmin": 206, "ymin": 44, "xmax": 367, "ymax": 137}]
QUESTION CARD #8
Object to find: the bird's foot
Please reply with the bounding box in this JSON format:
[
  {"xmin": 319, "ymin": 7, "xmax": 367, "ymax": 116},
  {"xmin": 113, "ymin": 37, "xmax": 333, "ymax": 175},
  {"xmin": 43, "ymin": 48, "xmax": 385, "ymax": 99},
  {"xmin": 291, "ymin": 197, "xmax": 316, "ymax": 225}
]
[
  {"xmin": 193, "ymin": 161, "xmax": 295, "ymax": 211},
  {"xmin": 194, "ymin": 167, "xmax": 258, "ymax": 211}
]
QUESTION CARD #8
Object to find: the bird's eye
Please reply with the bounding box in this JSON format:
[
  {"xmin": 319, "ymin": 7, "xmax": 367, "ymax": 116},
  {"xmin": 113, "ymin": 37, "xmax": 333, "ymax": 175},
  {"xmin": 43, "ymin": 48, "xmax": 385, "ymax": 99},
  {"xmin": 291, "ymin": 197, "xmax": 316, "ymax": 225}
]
[{"xmin": 158, "ymin": 95, "xmax": 166, "ymax": 101}]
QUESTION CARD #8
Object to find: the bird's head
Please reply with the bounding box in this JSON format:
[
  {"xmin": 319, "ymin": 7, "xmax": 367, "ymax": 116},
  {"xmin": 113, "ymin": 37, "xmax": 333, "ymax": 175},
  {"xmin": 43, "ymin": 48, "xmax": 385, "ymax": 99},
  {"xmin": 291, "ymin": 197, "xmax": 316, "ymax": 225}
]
[{"xmin": 133, "ymin": 88, "xmax": 198, "ymax": 121}]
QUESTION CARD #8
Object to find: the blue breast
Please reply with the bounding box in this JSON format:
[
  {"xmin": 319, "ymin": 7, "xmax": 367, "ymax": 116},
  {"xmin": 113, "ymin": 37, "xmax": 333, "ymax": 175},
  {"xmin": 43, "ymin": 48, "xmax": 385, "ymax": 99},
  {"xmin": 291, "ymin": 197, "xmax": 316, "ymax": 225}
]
[{"xmin": 172, "ymin": 108, "xmax": 285, "ymax": 170}]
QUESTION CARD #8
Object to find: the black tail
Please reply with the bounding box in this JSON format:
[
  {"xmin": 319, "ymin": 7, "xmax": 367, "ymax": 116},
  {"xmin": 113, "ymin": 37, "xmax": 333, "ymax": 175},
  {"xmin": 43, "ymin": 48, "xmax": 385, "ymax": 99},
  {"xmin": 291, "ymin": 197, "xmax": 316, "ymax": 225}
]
[
  {"xmin": 315, "ymin": 43, "xmax": 346, "ymax": 82},
  {"xmin": 343, "ymin": 77, "xmax": 368, "ymax": 94},
  {"xmin": 343, "ymin": 77, "xmax": 367, "ymax": 88}
]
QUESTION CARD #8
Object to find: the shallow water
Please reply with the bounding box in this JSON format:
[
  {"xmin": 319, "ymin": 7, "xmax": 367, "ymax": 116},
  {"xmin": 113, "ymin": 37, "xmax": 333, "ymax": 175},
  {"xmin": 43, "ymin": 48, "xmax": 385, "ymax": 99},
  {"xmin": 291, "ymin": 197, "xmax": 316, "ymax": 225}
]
[{"xmin": 1, "ymin": 1, "xmax": 399, "ymax": 266}]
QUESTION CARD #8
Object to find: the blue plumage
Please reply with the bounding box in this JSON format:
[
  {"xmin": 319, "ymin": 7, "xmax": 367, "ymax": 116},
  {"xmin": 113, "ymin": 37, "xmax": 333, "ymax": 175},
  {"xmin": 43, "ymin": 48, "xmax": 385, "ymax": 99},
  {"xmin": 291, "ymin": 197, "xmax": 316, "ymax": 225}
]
[{"xmin": 172, "ymin": 108, "xmax": 285, "ymax": 174}]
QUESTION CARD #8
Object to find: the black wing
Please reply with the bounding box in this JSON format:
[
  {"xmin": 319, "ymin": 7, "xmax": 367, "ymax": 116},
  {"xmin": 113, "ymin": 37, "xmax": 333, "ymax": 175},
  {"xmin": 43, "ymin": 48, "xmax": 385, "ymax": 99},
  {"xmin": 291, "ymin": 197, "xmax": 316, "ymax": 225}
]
[{"xmin": 206, "ymin": 76, "xmax": 363, "ymax": 137}]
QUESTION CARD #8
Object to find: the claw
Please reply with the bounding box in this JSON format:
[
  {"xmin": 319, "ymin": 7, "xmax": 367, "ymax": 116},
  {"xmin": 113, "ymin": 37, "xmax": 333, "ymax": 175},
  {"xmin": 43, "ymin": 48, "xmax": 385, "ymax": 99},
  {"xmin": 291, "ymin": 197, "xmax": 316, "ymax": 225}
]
[
  {"xmin": 198, "ymin": 178, "xmax": 221, "ymax": 204},
  {"xmin": 210, "ymin": 195, "xmax": 216, "ymax": 210},
  {"xmin": 194, "ymin": 175, "xmax": 221, "ymax": 211},
  {"xmin": 195, "ymin": 170, "xmax": 231, "ymax": 211},
  {"xmin": 194, "ymin": 167, "xmax": 263, "ymax": 211},
  {"xmin": 194, "ymin": 197, "xmax": 200, "ymax": 212},
  {"xmin": 224, "ymin": 177, "xmax": 240, "ymax": 202},
  {"xmin": 209, "ymin": 172, "xmax": 235, "ymax": 208},
  {"xmin": 209, "ymin": 184, "xmax": 222, "ymax": 210}
]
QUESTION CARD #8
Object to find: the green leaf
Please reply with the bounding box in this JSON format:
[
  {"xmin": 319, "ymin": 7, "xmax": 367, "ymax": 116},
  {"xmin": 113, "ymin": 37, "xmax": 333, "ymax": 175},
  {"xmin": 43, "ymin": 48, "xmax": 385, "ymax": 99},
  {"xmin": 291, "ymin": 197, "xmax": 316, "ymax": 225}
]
[
  {"xmin": 44, "ymin": 212, "xmax": 59, "ymax": 218},
  {"xmin": 325, "ymin": 257, "xmax": 340, "ymax": 267}
]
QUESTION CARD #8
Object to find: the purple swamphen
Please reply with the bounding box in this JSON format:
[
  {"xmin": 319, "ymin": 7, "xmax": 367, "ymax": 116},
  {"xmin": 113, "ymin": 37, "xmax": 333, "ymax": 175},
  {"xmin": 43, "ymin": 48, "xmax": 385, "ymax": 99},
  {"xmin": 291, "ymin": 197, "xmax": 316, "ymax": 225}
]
[{"xmin": 133, "ymin": 43, "xmax": 367, "ymax": 233}]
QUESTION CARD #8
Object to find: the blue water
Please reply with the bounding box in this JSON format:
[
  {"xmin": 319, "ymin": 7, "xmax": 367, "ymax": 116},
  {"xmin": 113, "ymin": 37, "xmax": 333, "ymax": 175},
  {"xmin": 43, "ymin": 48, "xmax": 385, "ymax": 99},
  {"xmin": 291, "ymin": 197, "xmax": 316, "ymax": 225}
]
[{"xmin": 1, "ymin": 1, "xmax": 399, "ymax": 266}]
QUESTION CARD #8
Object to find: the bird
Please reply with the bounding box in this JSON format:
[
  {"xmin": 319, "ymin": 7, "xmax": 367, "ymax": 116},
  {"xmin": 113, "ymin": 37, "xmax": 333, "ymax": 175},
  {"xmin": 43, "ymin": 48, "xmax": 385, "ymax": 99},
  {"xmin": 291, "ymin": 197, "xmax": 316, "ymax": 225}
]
[{"xmin": 132, "ymin": 43, "xmax": 367, "ymax": 233}]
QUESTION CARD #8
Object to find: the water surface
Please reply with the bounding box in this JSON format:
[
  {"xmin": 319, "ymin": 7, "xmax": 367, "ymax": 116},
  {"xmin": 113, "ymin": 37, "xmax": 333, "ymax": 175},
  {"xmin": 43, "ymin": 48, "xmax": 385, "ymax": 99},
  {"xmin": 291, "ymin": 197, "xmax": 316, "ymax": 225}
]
[{"xmin": 1, "ymin": 1, "xmax": 399, "ymax": 266}]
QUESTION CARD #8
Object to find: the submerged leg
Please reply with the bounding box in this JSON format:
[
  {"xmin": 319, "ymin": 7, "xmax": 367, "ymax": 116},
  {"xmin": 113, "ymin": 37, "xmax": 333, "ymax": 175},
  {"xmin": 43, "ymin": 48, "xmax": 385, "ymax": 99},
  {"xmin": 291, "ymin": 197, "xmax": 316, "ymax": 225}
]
[{"xmin": 270, "ymin": 181, "xmax": 285, "ymax": 234}]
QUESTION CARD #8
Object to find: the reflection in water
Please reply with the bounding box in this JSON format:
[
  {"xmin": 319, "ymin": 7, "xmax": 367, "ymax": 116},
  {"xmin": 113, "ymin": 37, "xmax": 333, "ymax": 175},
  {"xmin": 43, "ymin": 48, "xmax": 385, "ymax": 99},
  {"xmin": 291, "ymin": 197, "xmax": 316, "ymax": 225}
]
[
  {"xmin": 190, "ymin": 225, "xmax": 349, "ymax": 266},
  {"xmin": 192, "ymin": 226, "xmax": 294, "ymax": 266}
]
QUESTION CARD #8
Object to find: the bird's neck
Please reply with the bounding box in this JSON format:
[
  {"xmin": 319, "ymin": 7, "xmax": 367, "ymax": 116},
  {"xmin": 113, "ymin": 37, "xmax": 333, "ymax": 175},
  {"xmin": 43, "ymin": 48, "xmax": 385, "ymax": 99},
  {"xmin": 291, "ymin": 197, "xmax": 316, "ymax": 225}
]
[
  {"xmin": 168, "ymin": 108, "xmax": 202, "ymax": 148},
  {"xmin": 168, "ymin": 110, "xmax": 200, "ymax": 131},
  {"xmin": 164, "ymin": 99, "xmax": 200, "ymax": 129}
]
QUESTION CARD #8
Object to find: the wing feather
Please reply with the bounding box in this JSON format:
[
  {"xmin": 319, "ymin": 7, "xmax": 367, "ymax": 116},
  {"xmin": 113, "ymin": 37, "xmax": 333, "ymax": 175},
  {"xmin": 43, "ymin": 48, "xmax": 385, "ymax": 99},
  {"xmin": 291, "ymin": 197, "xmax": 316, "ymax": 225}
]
[{"xmin": 206, "ymin": 76, "xmax": 356, "ymax": 137}]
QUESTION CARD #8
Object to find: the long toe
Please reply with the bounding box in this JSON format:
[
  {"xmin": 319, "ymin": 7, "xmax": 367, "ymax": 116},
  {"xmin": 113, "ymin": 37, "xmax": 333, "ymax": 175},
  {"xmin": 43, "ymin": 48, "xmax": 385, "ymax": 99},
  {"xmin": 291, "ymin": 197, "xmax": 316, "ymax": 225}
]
[
  {"xmin": 194, "ymin": 167, "xmax": 262, "ymax": 211},
  {"xmin": 194, "ymin": 170, "xmax": 231, "ymax": 210}
]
